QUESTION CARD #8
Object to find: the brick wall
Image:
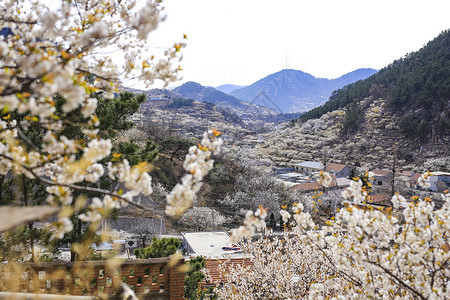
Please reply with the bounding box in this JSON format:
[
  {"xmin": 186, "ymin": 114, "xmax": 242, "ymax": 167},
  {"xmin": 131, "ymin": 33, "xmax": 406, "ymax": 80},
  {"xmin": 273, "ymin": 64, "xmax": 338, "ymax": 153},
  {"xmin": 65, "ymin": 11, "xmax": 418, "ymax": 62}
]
[{"xmin": 11, "ymin": 257, "xmax": 185, "ymax": 299}]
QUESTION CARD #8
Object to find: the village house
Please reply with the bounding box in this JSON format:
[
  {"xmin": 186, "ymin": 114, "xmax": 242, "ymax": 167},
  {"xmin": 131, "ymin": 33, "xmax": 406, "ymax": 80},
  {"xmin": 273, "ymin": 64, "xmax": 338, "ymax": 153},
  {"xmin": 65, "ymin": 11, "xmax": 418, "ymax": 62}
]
[
  {"xmin": 334, "ymin": 177, "xmax": 352, "ymax": 190},
  {"xmin": 371, "ymin": 169, "xmax": 393, "ymax": 187},
  {"xmin": 326, "ymin": 163, "xmax": 351, "ymax": 178}
]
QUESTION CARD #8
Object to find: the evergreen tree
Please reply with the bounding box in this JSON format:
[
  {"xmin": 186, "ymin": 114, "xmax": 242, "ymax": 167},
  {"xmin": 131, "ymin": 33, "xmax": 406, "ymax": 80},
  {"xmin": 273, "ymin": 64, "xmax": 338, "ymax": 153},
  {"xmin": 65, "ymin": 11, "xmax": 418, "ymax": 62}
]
[
  {"xmin": 133, "ymin": 237, "xmax": 180, "ymax": 259},
  {"xmin": 268, "ymin": 212, "xmax": 276, "ymax": 230}
]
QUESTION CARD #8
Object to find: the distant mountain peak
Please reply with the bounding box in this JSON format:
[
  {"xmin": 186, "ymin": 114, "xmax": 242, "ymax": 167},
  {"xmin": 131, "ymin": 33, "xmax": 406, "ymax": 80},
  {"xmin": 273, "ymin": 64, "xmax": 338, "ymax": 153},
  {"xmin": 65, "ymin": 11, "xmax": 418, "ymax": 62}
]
[
  {"xmin": 215, "ymin": 84, "xmax": 246, "ymax": 94},
  {"xmin": 230, "ymin": 68, "xmax": 377, "ymax": 113}
]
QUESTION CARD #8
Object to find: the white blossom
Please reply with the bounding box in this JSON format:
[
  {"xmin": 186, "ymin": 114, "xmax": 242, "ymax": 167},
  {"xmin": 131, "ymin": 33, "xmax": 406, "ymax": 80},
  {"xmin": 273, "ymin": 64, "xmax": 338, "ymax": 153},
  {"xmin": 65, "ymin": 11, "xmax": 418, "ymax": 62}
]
[{"xmin": 166, "ymin": 131, "xmax": 222, "ymax": 217}]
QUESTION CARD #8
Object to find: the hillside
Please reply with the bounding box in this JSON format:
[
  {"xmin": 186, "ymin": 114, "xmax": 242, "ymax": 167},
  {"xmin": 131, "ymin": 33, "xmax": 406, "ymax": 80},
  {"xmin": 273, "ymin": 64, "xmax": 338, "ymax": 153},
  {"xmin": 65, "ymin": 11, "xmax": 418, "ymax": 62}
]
[
  {"xmin": 243, "ymin": 101, "xmax": 449, "ymax": 172},
  {"xmin": 230, "ymin": 68, "xmax": 377, "ymax": 113},
  {"xmin": 300, "ymin": 30, "xmax": 450, "ymax": 140},
  {"xmin": 173, "ymin": 81, "xmax": 275, "ymax": 116}
]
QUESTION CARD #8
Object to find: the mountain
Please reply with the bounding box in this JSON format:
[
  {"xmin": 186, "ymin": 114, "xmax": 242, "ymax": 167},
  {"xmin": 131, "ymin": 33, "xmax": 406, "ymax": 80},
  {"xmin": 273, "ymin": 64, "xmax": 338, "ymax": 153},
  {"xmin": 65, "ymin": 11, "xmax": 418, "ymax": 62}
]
[
  {"xmin": 173, "ymin": 81, "xmax": 276, "ymax": 116},
  {"xmin": 215, "ymin": 84, "xmax": 246, "ymax": 94},
  {"xmin": 331, "ymin": 68, "xmax": 379, "ymax": 88},
  {"xmin": 245, "ymin": 30, "xmax": 449, "ymax": 169},
  {"xmin": 300, "ymin": 30, "xmax": 449, "ymax": 140},
  {"xmin": 230, "ymin": 68, "xmax": 377, "ymax": 113}
]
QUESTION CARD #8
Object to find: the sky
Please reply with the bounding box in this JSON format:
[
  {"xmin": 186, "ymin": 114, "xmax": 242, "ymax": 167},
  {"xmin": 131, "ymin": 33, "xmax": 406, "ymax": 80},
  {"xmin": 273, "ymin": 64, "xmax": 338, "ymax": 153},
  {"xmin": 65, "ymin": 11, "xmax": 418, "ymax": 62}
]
[{"xmin": 142, "ymin": 0, "xmax": 450, "ymax": 88}]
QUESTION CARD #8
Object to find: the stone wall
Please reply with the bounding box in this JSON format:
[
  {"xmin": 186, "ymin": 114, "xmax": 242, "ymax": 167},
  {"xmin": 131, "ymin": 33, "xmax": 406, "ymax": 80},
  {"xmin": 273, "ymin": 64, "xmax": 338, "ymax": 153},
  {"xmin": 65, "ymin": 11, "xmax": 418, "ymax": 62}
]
[{"xmin": 9, "ymin": 257, "xmax": 185, "ymax": 299}]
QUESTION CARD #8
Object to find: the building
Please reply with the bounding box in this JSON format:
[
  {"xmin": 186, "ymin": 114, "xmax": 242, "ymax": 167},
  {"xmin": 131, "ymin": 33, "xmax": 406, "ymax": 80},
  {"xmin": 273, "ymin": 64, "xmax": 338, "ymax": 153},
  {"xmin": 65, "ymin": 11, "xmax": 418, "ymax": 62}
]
[
  {"xmin": 371, "ymin": 169, "xmax": 393, "ymax": 187},
  {"xmin": 294, "ymin": 161, "xmax": 324, "ymax": 174},
  {"xmin": 334, "ymin": 177, "xmax": 352, "ymax": 190},
  {"xmin": 326, "ymin": 163, "xmax": 351, "ymax": 178},
  {"xmin": 148, "ymin": 95, "xmax": 165, "ymax": 101},
  {"xmin": 428, "ymin": 172, "xmax": 450, "ymax": 191}
]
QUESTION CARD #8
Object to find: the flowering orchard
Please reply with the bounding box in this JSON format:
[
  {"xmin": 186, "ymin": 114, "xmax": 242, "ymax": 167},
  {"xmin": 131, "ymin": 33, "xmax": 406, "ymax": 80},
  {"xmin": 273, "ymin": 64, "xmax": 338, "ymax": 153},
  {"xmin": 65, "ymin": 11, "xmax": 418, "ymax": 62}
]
[
  {"xmin": 0, "ymin": 0, "xmax": 223, "ymax": 249},
  {"xmin": 221, "ymin": 173, "xmax": 449, "ymax": 299}
]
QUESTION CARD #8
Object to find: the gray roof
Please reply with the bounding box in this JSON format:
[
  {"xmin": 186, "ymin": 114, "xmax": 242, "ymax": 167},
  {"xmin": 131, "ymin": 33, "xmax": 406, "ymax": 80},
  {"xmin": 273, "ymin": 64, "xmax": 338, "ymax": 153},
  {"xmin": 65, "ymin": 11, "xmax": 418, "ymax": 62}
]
[{"xmin": 294, "ymin": 161, "xmax": 324, "ymax": 170}]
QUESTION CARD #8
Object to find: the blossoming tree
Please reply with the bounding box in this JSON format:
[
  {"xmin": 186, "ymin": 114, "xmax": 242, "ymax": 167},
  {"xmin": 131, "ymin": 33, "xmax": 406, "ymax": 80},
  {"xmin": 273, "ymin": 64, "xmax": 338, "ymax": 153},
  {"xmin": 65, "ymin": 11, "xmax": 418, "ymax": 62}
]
[
  {"xmin": 0, "ymin": 0, "xmax": 221, "ymax": 252},
  {"xmin": 220, "ymin": 173, "xmax": 449, "ymax": 299}
]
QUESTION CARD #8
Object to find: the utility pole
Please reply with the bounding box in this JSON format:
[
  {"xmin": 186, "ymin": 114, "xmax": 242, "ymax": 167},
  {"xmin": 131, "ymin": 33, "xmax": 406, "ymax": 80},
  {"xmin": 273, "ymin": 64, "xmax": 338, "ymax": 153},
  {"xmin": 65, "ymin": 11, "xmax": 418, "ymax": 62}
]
[
  {"xmin": 391, "ymin": 149, "xmax": 398, "ymax": 197},
  {"xmin": 212, "ymin": 207, "xmax": 215, "ymax": 231},
  {"xmin": 322, "ymin": 148, "xmax": 328, "ymax": 193}
]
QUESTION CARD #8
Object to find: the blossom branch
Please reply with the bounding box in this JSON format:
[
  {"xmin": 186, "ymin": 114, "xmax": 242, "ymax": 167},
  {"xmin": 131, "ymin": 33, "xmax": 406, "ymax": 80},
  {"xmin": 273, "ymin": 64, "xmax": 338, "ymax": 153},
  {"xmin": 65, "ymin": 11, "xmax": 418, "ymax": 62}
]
[
  {"xmin": 0, "ymin": 153, "xmax": 156, "ymax": 213},
  {"xmin": 365, "ymin": 260, "xmax": 426, "ymax": 300}
]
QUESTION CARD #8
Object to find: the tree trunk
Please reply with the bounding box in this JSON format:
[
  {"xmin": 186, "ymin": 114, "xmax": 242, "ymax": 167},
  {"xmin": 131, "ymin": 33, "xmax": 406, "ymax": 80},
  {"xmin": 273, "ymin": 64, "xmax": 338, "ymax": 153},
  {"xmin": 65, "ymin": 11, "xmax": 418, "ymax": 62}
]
[
  {"xmin": 22, "ymin": 176, "xmax": 35, "ymax": 262},
  {"xmin": 71, "ymin": 219, "xmax": 82, "ymax": 262},
  {"xmin": 0, "ymin": 175, "xmax": 4, "ymax": 204}
]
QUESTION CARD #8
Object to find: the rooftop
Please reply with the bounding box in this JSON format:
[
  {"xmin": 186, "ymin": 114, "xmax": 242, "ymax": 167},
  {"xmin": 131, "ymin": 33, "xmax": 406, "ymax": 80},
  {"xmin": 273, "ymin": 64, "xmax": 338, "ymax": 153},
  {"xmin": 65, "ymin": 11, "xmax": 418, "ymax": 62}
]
[
  {"xmin": 290, "ymin": 181, "xmax": 323, "ymax": 192},
  {"xmin": 372, "ymin": 169, "xmax": 391, "ymax": 176},
  {"xmin": 370, "ymin": 193, "xmax": 391, "ymax": 204},
  {"xmin": 335, "ymin": 177, "xmax": 352, "ymax": 187},
  {"xmin": 294, "ymin": 161, "xmax": 324, "ymax": 170},
  {"xmin": 326, "ymin": 163, "xmax": 348, "ymax": 173},
  {"xmin": 400, "ymin": 170, "xmax": 414, "ymax": 177},
  {"xmin": 182, "ymin": 231, "xmax": 245, "ymax": 259}
]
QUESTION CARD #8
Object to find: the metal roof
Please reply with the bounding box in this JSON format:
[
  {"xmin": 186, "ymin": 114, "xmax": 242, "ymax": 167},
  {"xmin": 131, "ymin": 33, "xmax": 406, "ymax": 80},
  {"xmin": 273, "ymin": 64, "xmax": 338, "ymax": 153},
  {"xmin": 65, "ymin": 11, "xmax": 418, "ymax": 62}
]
[{"xmin": 294, "ymin": 161, "xmax": 324, "ymax": 169}]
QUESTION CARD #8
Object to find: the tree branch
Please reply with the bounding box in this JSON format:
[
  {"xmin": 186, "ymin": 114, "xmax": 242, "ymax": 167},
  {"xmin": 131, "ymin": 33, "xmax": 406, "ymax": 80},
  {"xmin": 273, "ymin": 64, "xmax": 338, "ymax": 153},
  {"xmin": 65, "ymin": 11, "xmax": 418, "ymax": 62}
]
[
  {"xmin": 365, "ymin": 260, "xmax": 427, "ymax": 300},
  {"xmin": 0, "ymin": 17, "xmax": 37, "ymax": 25},
  {"xmin": 0, "ymin": 153, "xmax": 163, "ymax": 215}
]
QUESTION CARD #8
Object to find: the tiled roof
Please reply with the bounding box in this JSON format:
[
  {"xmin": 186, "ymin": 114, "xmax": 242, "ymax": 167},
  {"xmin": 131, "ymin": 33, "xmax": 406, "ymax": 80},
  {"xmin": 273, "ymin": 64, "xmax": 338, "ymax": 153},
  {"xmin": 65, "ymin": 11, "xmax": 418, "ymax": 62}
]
[
  {"xmin": 370, "ymin": 193, "xmax": 391, "ymax": 204},
  {"xmin": 400, "ymin": 171, "xmax": 414, "ymax": 177},
  {"xmin": 326, "ymin": 163, "xmax": 348, "ymax": 173},
  {"xmin": 372, "ymin": 169, "xmax": 391, "ymax": 176}
]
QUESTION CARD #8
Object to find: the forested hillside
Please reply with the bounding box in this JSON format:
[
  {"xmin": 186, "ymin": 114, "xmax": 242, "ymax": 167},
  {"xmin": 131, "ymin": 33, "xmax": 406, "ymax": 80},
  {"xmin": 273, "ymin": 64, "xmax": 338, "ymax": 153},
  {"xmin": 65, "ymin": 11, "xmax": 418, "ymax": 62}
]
[{"xmin": 300, "ymin": 30, "xmax": 450, "ymax": 140}]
